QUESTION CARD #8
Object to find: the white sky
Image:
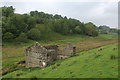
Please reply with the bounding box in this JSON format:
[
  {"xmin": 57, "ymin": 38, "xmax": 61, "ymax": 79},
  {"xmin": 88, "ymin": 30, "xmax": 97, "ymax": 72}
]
[{"xmin": 0, "ymin": 0, "xmax": 119, "ymax": 28}]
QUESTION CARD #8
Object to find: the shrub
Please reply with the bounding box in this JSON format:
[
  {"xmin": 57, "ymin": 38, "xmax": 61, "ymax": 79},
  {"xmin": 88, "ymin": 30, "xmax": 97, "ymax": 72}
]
[
  {"xmin": 3, "ymin": 32, "xmax": 14, "ymax": 41},
  {"xmin": 30, "ymin": 76, "xmax": 38, "ymax": 80},
  {"xmin": 55, "ymin": 62, "xmax": 60, "ymax": 66},
  {"xmin": 110, "ymin": 54, "xmax": 116, "ymax": 59},
  {"xmin": 75, "ymin": 26, "xmax": 82, "ymax": 34},
  {"xmin": 85, "ymin": 22, "xmax": 98, "ymax": 36},
  {"xmin": 15, "ymin": 71, "xmax": 23, "ymax": 76},
  {"xmin": 92, "ymin": 30, "xmax": 98, "ymax": 36},
  {"xmin": 95, "ymin": 54, "xmax": 101, "ymax": 58},
  {"xmin": 98, "ymin": 48, "xmax": 103, "ymax": 51},
  {"xmin": 16, "ymin": 33, "xmax": 28, "ymax": 42},
  {"xmin": 50, "ymin": 65, "xmax": 56, "ymax": 69},
  {"xmin": 27, "ymin": 28, "xmax": 41, "ymax": 40},
  {"xmin": 69, "ymin": 30, "xmax": 73, "ymax": 34}
]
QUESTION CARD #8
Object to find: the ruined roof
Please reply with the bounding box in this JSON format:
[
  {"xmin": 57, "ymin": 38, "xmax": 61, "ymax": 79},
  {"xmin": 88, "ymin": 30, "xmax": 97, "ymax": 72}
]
[
  {"xmin": 26, "ymin": 42, "xmax": 47, "ymax": 53},
  {"xmin": 43, "ymin": 45, "xmax": 58, "ymax": 50},
  {"xmin": 65, "ymin": 42, "xmax": 76, "ymax": 48}
]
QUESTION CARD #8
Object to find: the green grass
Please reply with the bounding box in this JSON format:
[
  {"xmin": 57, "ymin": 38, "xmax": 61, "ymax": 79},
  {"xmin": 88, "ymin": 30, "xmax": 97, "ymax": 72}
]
[
  {"xmin": 2, "ymin": 33, "xmax": 118, "ymax": 78},
  {"xmin": 2, "ymin": 33, "xmax": 118, "ymax": 47},
  {"xmin": 97, "ymin": 33, "xmax": 118, "ymax": 39},
  {"xmin": 2, "ymin": 43, "xmax": 118, "ymax": 78},
  {"xmin": 46, "ymin": 37, "xmax": 85, "ymax": 44},
  {"xmin": 2, "ymin": 34, "xmax": 86, "ymax": 47}
]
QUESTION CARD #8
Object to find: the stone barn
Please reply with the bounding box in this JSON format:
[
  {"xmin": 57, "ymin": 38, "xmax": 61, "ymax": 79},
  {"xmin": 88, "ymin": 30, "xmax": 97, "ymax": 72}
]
[
  {"xmin": 57, "ymin": 43, "xmax": 76, "ymax": 59},
  {"xmin": 25, "ymin": 42, "xmax": 58, "ymax": 68},
  {"xmin": 25, "ymin": 42, "xmax": 76, "ymax": 68}
]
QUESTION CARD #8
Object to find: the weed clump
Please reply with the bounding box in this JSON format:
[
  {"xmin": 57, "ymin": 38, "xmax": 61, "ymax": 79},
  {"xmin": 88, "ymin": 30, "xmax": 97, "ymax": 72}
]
[
  {"xmin": 28, "ymin": 69, "xmax": 31, "ymax": 72},
  {"xmin": 110, "ymin": 54, "xmax": 116, "ymax": 59},
  {"xmin": 70, "ymin": 71, "xmax": 73, "ymax": 74},
  {"xmin": 95, "ymin": 54, "xmax": 101, "ymax": 58},
  {"xmin": 15, "ymin": 71, "xmax": 23, "ymax": 76},
  {"xmin": 51, "ymin": 65, "xmax": 56, "ymax": 69},
  {"xmin": 50, "ymin": 62, "xmax": 61, "ymax": 69},
  {"xmin": 55, "ymin": 63, "xmax": 60, "ymax": 66},
  {"xmin": 113, "ymin": 48, "xmax": 117, "ymax": 50},
  {"xmin": 30, "ymin": 76, "xmax": 38, "ymax": 80},
  {"xmin": 98, "ymin": 48, "xmax": 103, "ymax": 51},
  {"xmin": 94, "ymin": 52, "xmax": 96, "ymax": 55}
]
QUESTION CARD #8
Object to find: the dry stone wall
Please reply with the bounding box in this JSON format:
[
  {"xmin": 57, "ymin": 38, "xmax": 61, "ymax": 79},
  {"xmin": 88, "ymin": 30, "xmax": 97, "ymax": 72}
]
[{"xmin": 26, "ymin": 42, "xmax": 76, "ymax": 68}]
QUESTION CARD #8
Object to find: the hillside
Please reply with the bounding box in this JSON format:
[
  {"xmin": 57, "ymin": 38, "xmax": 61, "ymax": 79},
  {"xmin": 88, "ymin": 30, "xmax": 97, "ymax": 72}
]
[
  {"xmin": 2, "ymin": 6, "xmax": 118, "ymax": 44},
  {"xmin": 2, "ymin": 33, "xmax": 118, "ymax": 78},
  {"xmin": 2, "ymin": 43, "xmax": 118, "ymax": 78}
]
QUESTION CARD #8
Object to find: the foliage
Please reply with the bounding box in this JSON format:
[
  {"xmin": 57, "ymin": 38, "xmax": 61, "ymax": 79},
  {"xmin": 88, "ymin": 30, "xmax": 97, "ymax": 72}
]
[
  {"xmin": 27, "ymin": 28, "xmax": 41, "ymax": 40},
  {"xmin": 2, "ymin": 6, "xmax": 14, "ymax": 17},
  {"xmin": 98, "ymin": 25, "xmax": 110, "ymax": 34},
  {"xmin": 69, "ymin": 29, "xmax": 73, "ymax": 34},
  {"xmin": 2, "ymin": 14, "xmax": 36, "ymax": 39},
  {"xmin": 16, "ymin": 33, "xmax": 28, "ymax": 43},
  {"xmin": 3, "ymin": 32, "xmax": 14, "ymax": 41},
  {"xmin": 2, "ymin": 6, "xmax": 118, "ymax": 42},
  {"xmin": 110, "ymin": 54, "xmax": 116, "ymax": 59},
  {"xmin": 110, "ymin": 28, "xmax": 118, "ymax": 33},
  {"xmin": 85, "ymin": 22, "xmax": 98, "ymax": 36},
  {"xmin": 75, "ymin": 26, "xmax": 82, "ymax": 34}
]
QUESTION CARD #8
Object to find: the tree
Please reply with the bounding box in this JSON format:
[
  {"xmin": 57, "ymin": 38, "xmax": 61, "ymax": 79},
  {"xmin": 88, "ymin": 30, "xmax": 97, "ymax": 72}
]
[
  {"xmin": 62, "ymin": 20, "xmax": 69, "ymax": 35},
  {"xmin": 16, "ymin": 33, "xmax": 28, "ymax": 42},
  {"xmin": 69, "ymin": 29, "xmax": 73, "ymax": 34},
  {"xmin": 1, "ymin": 6, "xmax": 100, "ymax": 42},
  {"xmin": 110, "ymin": 28, "xmax": 118, "ymax": 33},
  {"xmin": 27, "ymin": 17, "xmax": 36, "ymax": 30},
  {"xmin": 85, "ymin": 22, "xmax": 98, "ymax": 36},
  {"xmin": 2, "ymin": 6, "xmax": 15, "ymax": 17},
  {"xmin": 54, "ymin": 14, "xmax": 63, "ymax": 19},
  {"xmin": 3, "ymin": 14, "xmax": 29, "ymax": 37},
  {"xmin": 98, "ymin": 25, "xmax": 110, "ymax": 34},
  {"xmin": 30, "ymin": 10, "xmax": 39, "ymax": 17},
  {"xmin": 3, "ymin": 32, "xmax": 14, "ymax": 41},
  {"xmin": 75, "ymin": 26, "xmax": 82, "ymax": 34}
]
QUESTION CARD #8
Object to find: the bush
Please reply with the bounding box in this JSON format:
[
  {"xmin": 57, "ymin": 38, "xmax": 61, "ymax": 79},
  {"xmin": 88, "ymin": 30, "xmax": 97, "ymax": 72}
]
[
  {"xmin": 55, "ymin": 62, "xmax": 60, "ymax": 66},
  {"xmin": 92, "ymin": 30, "xmax": 98, "ymax": 36},
  {"xmin": 50, "ymin": 65, "xmax": 57, "ymax": 69},
  {"xmin": 100, "ymin": 30, "xmax": 108, "ymax": 34},
  {"xmin": 95, "ymin": 53, "xmax": 101, "ymax": 58},
  {"xmin": 85, "ymin": 22, "xmax": 98, "ymax": 36},
  {"xmin": 16, "ymin": 33, "xmax": 28, "ymax": 43},
  {"xmin": 27, "ymin": 28, "xmax": 41, "ymax": 40},
  {"xmin": 3, "ymin": 32, "xmax": 14, "ymax": 41},
  {"xmin": 69, "ymin": 29, "xmax": 73, "ymax": 34},
  {"xmin": 75, "ymin": 26, "xmax": 82, "ymax": 34},
  {"xmin": 110, "ymin": 54, "xmax": 116, "ymax": 59}
]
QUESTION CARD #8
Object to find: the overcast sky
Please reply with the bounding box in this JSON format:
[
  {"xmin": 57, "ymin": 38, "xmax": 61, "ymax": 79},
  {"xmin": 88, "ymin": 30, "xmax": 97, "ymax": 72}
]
[{"xmin": 1, "ymin": 0, "xmax": 119, "ymax": 28}]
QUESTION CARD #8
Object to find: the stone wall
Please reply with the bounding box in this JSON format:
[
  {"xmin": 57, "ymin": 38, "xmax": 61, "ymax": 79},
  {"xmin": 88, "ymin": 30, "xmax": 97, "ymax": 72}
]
[
  {"xmin": 26, "ymin": 42, "xmax": 48, "ymax": 68},
  {"xmin": 57, "ymin": 43, "xmax": 76, "ymax": 59},
  {"xmin": 26, "ymin": 42, "xmax": 57, "ymax": 68},
  {"xmin": 25, "ymin": 42, "xmax": 76, "ymax": 68}
]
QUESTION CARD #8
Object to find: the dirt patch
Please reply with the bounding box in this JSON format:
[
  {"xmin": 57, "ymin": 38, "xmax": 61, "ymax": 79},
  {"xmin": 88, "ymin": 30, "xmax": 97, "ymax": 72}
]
[
  {"xmin": 74, "ymin": 39, "xmax": 117, "ymax": 52},
  {"xmin": 43, "ymin": 38, "xmax": 117, "ymax": 53}
]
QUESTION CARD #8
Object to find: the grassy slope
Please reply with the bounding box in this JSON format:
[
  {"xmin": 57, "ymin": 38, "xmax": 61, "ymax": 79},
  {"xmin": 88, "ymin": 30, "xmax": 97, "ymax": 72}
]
[
  {"xmin": 2, "ymin": 33, "xmax": 117, "ymax": 47},
  {"xmin": 2, "ymin": 43, "xmax": 118, "ymax": 78},
  {"xmin": 2, "ymin": 33, "xmax": 118, "ymax": 78}
]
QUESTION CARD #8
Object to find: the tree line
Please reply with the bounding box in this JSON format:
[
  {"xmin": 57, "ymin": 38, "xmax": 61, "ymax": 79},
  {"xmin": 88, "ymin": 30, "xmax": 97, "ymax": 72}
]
[{"xmin": 1, "ymin": 6, "xmax": 118, "ymax": 42}]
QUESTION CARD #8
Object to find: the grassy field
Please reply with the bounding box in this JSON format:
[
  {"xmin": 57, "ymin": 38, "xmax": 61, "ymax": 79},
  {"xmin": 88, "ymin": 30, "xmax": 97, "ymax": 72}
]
[
  {"xmin": 2, "ymin": 33, "xmax": 118, "ymax": 78},
  {"xmin": 2, "ymin": 43, "xmax": 118, "ymax": 78}
]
